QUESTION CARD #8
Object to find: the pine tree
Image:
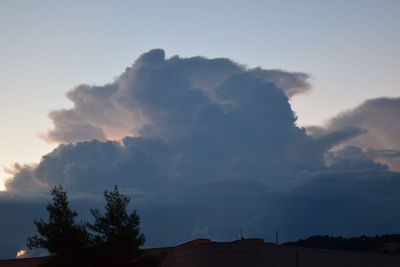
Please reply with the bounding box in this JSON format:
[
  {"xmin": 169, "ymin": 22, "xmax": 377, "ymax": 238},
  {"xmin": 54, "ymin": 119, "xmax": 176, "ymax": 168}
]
[
  {"xmin": 89, "ymin": 185, "xmax": 145, "ymax": 251},
  {"xmin": 27, "ymin": 186, "xmax": 89, "ymax": 254}
]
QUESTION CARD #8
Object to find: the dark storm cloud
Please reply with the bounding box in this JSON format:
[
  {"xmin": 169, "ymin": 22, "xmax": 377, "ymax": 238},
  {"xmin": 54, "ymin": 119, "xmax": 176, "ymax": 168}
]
[
  {"xmin": 2, "ymin": 50, "xmax": 400, "ymax": 259},
  {"xmin": 4, "ymin": 172, "xmax": 400, "ymax": 260},
  {"xmin": 276, "ymin": 169, "xmax": 400, "ymax": 240},
  {"xmin": 0, "ymin": 191, "xmax": 56, "ymax": 259},
  {"xmin": 4, "ymin": 169, "xmax": 400, "ymax": 259},
  {"xmin": 0, "ymin": 191, "xmax": 106, "ymax": 259}
]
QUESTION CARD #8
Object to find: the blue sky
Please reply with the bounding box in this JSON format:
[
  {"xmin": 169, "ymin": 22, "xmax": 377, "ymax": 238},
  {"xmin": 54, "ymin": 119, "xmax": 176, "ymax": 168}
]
[{"xmin": 1, "ymin": 0, "xmax": 400, "ymax": 188}]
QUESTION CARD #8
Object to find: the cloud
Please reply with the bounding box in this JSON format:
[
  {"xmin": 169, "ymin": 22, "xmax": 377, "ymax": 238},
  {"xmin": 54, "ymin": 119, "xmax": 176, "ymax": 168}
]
[
  {"xmin": 6, "ymin": 49, "xmax": 319, "ymax": 193},
  {"xmin": 2, "ymin": 49, "xmax": 400, "ymax": 259},
  {"xmin": 46, "ymin": 109, "xmax": 107, "ymax": 143},
  {"xmin": 44, "ymin": 49, "xmax": 310, "ymax": 144},
  {"xmin": 250, "ymin": 68, "xmax": 310, "ymax": 98},
  {"xmin": 308, "ymin": 97, "xmax": 400, "ymax": 170},
  {"xmin": 4, "ymin": 168, "xmax": 400, "ymax": 259},
  {"xmin": 0, "ymin": 192, "xmax": 47, "ymax": 259},
  {"xmin": 4, "ymin": 164, "xmax": 47, "ymax": 192},
  {"xmin": 278, "ymin": 169, "xmax": 400, "ymax": 239}
]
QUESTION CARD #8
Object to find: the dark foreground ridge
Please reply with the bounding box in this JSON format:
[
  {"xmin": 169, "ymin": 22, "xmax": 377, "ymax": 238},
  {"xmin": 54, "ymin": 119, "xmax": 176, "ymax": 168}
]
[
  {"xmin": 285, "ymin": 234, "xmax": 400, "ymax": 254},
  {"xmin": 3, "ymin": 238, "xmax": 400, "ymax": 266}
]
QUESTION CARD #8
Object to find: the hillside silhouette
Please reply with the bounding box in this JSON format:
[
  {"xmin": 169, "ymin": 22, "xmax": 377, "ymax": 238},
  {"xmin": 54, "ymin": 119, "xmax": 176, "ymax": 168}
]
[{"xmin": 285, "ymin": 234, "xmax": 400, "ymax": 254}]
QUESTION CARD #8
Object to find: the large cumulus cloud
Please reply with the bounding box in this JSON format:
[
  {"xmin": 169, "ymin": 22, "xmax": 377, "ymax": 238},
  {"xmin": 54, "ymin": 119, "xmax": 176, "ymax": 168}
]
[
  {"xmin": 43, "ymin": 49, "xmax": 310, "ymax": 144},
  {"xmin": 7, "ymin": 49, "xmax": 322, "ymax": 193},
  {"xmin": 2, "ymin": 49, "xmax": 400, "ymax": 259}
]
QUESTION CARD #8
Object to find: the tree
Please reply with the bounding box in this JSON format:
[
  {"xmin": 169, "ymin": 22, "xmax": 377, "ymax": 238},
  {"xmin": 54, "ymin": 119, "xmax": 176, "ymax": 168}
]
[
  {"xmin": 27, "ymin": 185, "xmax": 161, "ymax": 266},
  {"xmin": 86, "ymin": 186, "xmax": 148, "ymax": 266},
  {"xmin": 89, "ymin": 185, "xmax": 145, "ymax": 251},
  {"xmin": 27, "ymin": 186, "xmax": 89, "ymax": 255}
]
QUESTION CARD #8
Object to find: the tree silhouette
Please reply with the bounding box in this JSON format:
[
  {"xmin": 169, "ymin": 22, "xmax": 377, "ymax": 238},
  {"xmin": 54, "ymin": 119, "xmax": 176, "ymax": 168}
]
[
  {"xmin": 27, "ymin": 185, "xmax": 162, "ymax": 266},
  {"xmin": 27, "ymin": 186, "xmax": 89, "ymax": 254},
  {"xmin": 88, "ymin": 185, "xmax": 146, "ymax": 264}
]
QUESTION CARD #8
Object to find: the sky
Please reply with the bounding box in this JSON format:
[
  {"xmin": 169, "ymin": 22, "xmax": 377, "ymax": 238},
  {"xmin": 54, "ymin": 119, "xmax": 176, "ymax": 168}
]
[
  {"xmin": 1, "ymin": 0, "xmax": 400, "ymax": 259},
  {"xmin": 1, "ymin": 0, "xmax": 400, "ymax": 189}
]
